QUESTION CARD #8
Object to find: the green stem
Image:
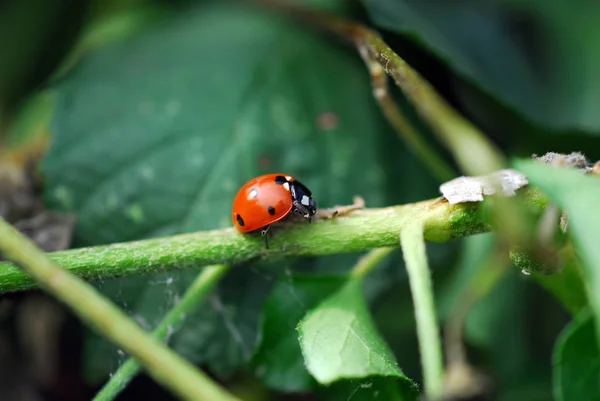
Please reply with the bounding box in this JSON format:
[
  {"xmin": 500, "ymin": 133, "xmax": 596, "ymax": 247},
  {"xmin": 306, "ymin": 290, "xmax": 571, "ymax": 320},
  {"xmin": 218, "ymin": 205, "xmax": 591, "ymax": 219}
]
[
  {"xmin": 351, "ymin": 247, "xmax": 395, "ymax": 280},
  {"xmin": 0, "ymin": 197, "xmax": 491, "ymax": 293},
  {"xmin": 0, "ymin": 217, "xmax": 240, "ymax": 401},
  {"xmin": 0, "ymin": 189, "xmax": 551, "ymax": 293},
  {"xmin": 400, "ymin": 219, "xmax": 444, "ymax": 398},
  {"xmin": 94, "ymin": 264, "xmax": 231, "ymax": 401}
]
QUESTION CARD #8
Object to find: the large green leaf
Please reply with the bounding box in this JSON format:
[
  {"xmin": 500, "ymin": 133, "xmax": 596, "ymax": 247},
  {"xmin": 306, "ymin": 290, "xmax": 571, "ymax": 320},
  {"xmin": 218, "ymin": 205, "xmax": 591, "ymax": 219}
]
[
  {"xmin": 43, "ymin": 2, "xmax": 438, "ymax": 384},
  {"xmin": 362, "ymin": 0, "xmax": 600, "ymax": 133},
  {"xmin": 298, "ymin": 278, "xmax": 417, "ymax": 394},
  {"xmin": 553, "ymin": 310, "xmax": 600, "ymax": 401},
  {"xmin": 514, "ymin": 160, "xmax": 600, "ymax": 347}
]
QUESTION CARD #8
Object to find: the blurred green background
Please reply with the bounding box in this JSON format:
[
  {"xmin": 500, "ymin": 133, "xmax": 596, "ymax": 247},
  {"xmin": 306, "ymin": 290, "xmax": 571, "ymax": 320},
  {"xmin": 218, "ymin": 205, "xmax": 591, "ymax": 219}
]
[{"xmin": 0, "ymin": 0, "xmax": 599, "ymax": 400}]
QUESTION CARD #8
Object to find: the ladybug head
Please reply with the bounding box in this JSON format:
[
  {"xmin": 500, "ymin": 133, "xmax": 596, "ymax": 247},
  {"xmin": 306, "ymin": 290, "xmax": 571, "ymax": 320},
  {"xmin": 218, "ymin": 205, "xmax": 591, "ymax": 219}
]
[{"xmin": 290, "ymin": 180, "xmax": 317, "ymax": 219}]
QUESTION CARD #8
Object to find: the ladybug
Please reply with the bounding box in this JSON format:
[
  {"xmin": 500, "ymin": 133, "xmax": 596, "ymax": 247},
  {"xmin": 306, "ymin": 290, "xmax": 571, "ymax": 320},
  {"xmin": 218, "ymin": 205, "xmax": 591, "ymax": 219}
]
[{"xmin": 232, "ymin": 174, "xmax": 317, "ymax": 248}]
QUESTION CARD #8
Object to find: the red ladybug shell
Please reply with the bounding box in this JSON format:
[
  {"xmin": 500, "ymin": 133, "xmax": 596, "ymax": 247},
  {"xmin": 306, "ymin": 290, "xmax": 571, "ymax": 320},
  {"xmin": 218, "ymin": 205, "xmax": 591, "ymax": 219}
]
[{"xmin": 232, "ymin": 174, "xmax": 295, "ymax": 233}]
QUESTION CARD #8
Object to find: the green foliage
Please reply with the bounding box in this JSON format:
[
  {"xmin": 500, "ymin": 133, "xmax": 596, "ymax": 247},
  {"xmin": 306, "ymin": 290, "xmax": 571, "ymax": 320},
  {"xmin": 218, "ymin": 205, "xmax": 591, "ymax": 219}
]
[
  {"xmin": 2, "ymin": 92, "xmax": 54, "ymax": 149},
  {"xmin": 514, "ymin": 160, "xmax": 600, "ymax": 348},
  {"xmin": 363, "ymin": 0, "xmax": 600, "ymax": 133},
  {"xmin": 0, "ymin": 0, "xmax": 86, "ymax": 112},
  {"xmin": 437, "ymin": 233, "xmax": 531, "ymax": 377},
  {"xmin": 41, "ymin": 0, "xmax": 436, "ymax": 393},
  {"xmin": 43, "ymin": 1, "xmax": 433, "ymax": 245},
  {"xmin": 553, "ymin": 310, "xmax": 600, "ymax": 401},
  {"xmin": 437, "ymin": 233, "xmax": 495, "ymax": 320},
  {"xmin": 84, "ymin": 266, "xmax": 274, "ymax": 383},
  {"xmin": 3, "ymin": 0, "xmax": 600, "ymax": 400},
  {"xmin": 251, "ymin": 274, "xmax": 346, "ymax": 391}
]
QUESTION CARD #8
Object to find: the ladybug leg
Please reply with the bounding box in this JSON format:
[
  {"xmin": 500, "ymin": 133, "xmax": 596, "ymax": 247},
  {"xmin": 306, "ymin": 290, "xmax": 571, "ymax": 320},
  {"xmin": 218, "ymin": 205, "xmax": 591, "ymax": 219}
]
[
  {"xmin": 292, "ymin": 201, "xmax": 311, "ymax": 219},
  {"xmin": 261, "ymin": 225, "xmax": 271, "ymax": 249}
]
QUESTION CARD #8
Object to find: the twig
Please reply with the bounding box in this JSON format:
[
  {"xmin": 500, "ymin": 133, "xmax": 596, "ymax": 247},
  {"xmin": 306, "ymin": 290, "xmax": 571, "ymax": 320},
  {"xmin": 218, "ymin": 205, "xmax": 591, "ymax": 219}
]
[
  {"xmin": 93, "ymin": 264, "xmax": 231, "ymax": 401},
  {"xmin": 0, "ymin": 217, "xmax": 240, "ymax": 401}
]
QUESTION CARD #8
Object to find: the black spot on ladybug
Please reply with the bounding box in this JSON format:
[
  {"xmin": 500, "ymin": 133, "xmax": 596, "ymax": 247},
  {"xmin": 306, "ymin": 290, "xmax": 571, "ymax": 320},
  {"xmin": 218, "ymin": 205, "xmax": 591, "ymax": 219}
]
[
  {"xmin": 267, "ymin": 206, "xmax": 276, "ymax": 215},
  {"xmin": 236, "ymin": 214, "xmax": 245, "ymax": 227},
  {"xmin": 275, "ymin": 175, "xmax": 287, "ymax": 185}
]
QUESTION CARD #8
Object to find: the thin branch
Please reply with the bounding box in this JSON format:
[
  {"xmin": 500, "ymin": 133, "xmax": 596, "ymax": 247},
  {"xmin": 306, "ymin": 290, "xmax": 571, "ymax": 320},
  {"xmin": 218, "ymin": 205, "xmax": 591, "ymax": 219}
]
[
  {"xmin": 0, "ymin": 190, "xmax": 550, "ymax": 293},
  {"xmin": 0, "ymin": 217, "xmax": 240, "ymax": 401},
  {"xmin": 93, "ymin": 264, "xmax": 231, "ymax": 401}
]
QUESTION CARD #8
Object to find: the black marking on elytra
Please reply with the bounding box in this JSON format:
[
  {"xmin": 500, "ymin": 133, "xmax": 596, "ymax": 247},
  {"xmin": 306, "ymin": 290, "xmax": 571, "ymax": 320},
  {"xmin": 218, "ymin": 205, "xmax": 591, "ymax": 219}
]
[
  {"xmin": 274, "ymin": 175, "xmax": 288, "ymax": 185},
  {"xmin": 236, "ymin": 214, "xmax": 245, "ymax": 226},
  {"xmin": 267, "ymin": 206, "xmax": 276, "ymax": 215}
]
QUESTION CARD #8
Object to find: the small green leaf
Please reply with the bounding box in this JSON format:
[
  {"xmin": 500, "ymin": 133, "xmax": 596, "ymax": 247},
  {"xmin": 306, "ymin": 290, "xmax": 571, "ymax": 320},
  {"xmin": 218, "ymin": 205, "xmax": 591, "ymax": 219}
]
[
  {"xmin": 514, "ymin": 159, "xmax": 600, "ymax": 347},
  {"xmin": 298, "ymin": 278, "xmax": 416, "ymax": 393},
  {"xmin": 251, "ymin": 274, "xmax": 346, "ymax": 391},
  {"xmin": 553, "ymin": 310, "xmax": 600, "ymax": 401}
]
